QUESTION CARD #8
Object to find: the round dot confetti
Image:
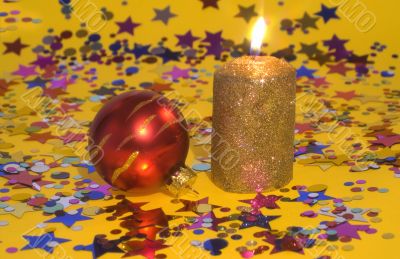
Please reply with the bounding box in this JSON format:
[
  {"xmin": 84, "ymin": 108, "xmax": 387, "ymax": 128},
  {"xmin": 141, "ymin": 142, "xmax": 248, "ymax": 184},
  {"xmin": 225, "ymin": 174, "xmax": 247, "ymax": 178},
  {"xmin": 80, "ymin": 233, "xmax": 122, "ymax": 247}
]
[
  {"xmin": 382, "ymin": 233, "xmax": 395, "ymax": 239},
  {"xmin": 192, "ymin": 163, "xmax": 211, "ymax": 171},
  {"xmin": 308, "ymin": 184, "xmax": 327, "ymax": 192},
  {"xmin": 71, "ymin": 225, "xmax": 83, "ymax": 231},
  {"xmin": 378, "ymin": 188, "xmax": 389, "ymax": 193},
  {"xmin": 203, "ymin": 238, "xmax": 228, "ymax": 256},
  {"xmin": 6, "ymin": 247, "xmax": 18, "ymax": 253},
  {"xmin": 0, "ymin": 220, "xmax": 9, "ymax": 226},
  {"xmin": 246, "ymin": 240, "xmax": 257, "ymax": 246},
  {"xmin": 342, "ymin": 244, "xmax": 354, "ymax": 251},
  {"xmin": 193, "ymin": 229, "xmax": 204, "ymax": 235},
  {"xmin": 231, "ymin": 234, "xmax": 242, "ymax": 240},
  {"xmin": 191, "ymin": 240, "xmax": 202, "ymax": 247},
  {"xmin": 241, "ymin": 250, "xmax": 254, "ymax": 258},
  {"xmin": 370, "ymin": 217, "xmax": 382, "ymax": 223}
]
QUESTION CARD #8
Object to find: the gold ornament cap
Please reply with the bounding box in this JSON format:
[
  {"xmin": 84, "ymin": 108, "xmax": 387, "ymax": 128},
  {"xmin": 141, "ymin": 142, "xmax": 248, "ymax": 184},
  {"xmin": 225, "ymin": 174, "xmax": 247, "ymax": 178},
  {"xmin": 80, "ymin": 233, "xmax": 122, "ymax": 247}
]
[{"xmin": 166, "ymin": 166, "xmax": 197, "ymax": 197}]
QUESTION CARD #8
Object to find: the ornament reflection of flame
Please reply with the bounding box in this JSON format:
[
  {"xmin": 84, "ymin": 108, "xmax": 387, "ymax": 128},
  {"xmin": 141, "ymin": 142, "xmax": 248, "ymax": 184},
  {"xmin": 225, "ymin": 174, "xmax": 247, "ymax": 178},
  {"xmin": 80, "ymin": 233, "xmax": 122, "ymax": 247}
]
[{"xmin": 111, "ymin": 110, "xmax": 179, "ymax": 183}]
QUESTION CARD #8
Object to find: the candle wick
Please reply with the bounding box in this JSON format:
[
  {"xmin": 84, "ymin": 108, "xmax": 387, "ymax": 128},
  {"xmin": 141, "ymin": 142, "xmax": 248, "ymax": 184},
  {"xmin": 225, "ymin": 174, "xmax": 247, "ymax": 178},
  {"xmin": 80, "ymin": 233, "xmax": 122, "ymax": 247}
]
[{"xmin": 250, "ymin": 49, "xmax": 260, "ymax": 56}]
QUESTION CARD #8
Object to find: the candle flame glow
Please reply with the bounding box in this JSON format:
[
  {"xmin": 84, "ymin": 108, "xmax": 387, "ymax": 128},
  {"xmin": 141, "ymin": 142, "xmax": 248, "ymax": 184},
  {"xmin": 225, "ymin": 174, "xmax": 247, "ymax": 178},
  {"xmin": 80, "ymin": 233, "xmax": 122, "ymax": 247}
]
[{"xmin": 250, "ymin": 17, "xmax": 267, "ymax": 55}]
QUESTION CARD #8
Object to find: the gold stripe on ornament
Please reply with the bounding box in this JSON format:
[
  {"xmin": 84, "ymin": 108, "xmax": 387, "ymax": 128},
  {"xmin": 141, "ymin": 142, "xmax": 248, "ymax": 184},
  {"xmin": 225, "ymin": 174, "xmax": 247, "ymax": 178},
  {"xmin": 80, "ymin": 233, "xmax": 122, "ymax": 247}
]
[
  {"xmin": 117, "ymin": 135, "xmax": 133, "ymax": 150},
  {"xmin": 141, "ymin": 114, "xmax": 156, "ymax": 129},
  {"xmin": 91, "ymin": 133, "xmax": 112, "ymax": 158},
  {"xmin": 111, "ymin": 151, "xmax": 139, "ymax": 183},
  {"xmin": 153, "ymin": 115, "xmax": 185, "ymax": 139},
  {"xmin": 153, "ymin": 121, "xmax": 173, "ymax": 139},
  {"xmin": 125, "ymin": 95, "xmax": 159, "ymax": 121}
]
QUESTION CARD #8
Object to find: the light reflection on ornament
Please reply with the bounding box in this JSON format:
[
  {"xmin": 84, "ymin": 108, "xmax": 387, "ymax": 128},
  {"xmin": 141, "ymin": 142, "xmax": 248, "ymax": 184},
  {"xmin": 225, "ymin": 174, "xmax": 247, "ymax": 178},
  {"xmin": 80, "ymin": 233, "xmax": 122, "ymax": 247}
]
[
  {"xmin": 135, "ymin": 115, "xmax": 157, "ymax": 139},
  {"xmin": 141, "ymin": 163, "xmax": 149, "ymax": 171},
  {"xmin": 138, "ymin": 126, "xmax": 148, "ymax": 136},
  {"xmin": 160, "ymin": 108, "xmax": 175, "ymax": 121}
]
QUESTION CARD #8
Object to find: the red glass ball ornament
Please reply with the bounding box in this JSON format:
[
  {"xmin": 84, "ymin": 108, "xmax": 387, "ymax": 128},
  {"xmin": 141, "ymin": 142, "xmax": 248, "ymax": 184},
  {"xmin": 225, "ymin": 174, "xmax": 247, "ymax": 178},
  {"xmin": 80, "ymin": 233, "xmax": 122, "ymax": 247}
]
[{"xmin": 88, "ymin": 90, "xmax": 189, "ymax": 192}]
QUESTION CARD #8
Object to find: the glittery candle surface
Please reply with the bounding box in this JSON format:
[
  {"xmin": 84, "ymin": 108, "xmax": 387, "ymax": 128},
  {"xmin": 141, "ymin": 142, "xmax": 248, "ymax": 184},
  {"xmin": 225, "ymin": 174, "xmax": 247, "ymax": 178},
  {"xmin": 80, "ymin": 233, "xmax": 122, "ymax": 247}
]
[{"xmin": 211, "ymin": 56, "xmax": 296, "ymax": 193}]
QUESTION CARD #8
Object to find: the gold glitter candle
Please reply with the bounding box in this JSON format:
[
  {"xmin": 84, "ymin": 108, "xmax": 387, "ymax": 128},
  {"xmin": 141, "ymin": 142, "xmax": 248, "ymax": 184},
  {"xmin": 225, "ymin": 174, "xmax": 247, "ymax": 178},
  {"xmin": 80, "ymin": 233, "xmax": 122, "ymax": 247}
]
[{"xmin": 211, "ymin": 55, "xmax": 296, "ymax": 193}]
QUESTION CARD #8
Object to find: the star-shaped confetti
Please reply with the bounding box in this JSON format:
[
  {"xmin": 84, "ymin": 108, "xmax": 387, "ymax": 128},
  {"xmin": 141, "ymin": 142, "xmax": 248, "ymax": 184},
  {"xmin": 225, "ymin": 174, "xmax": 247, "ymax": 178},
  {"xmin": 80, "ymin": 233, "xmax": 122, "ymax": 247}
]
[
  {"xmin": 369, "ymin": 134, "xmax": 400, "ymax": 147},
  {"xmin": 323, "ymin": 34, "xmax": 348, "ymax": 50},
  {"xmin": 306, "ymin": 143, "xmax": 330, "ymax": 155},
  {"xmin": 25, "ymin": 76, "xmax": 49, "ymax": 88},
  {"xmin": 240, "ymin": 193, "xmax": 282, "ymax": 210},
  {"xmin": 305, "ymin": 76, "xmax": 330, "ymax": 87},
  {"xmin": 164, "ymin": 66, "xmax": 190, "ymax": 80},
  {"xmin": 0, "ymin": 78, "xmax": 18, "ymax": 96},
  {"xmin": 298, "ymin": 42, "xmax": 323, "ymax": 59},
  {"xmin": 152, "ymin": 6, "xmax": 177, "ymax": 25},
  {"xmin": 105, "ymin": 199, "xmax": 147, "ymax": 217},
  {"xmin": 265, "ymin": 232, "xmax": 314, "ymax": 254},
  {"xmin": 31, "ymin": 55, "xmax": 55, "ymax": 69},
  {"xmin": 156, "ymin": 47, "xmax": 181, "ymax": 63},
  {"xmin": 45, "ymin": 208, "xmax": 92, "ymax": 227},
  {"xmin": 311, "ymin": 52, "xmax": 332, "ymax": 65},
  {"xmin": 315, "ymin": 4, "xmax": 339, "ymax": 23},
  {"xmin": 298, "ymin": 155, "xmax": 349, "ymax": 168},
  {"xmin": 75, "ymin": 236, "xmax": 124, "ymax": 258},
  {"xmin": 3, "ymin": 38, "xmax": 29, "ymax": 55},
  {"xmin": 176, "ymin": 30, "xmax": 200, "ymax": 48},
  {"xmin": 126, "ymin": 226, "xmax": 164, "ymax": 240},
  {"xmin": 295, "ymin": 190, "xmax": 333, "ymax": 206},
  {"xmin": 25, "ymin": 131, "xmax": 58, "ymax": 144},
  {"xmin": 2, "ymin": 171, "xmax": 42, "ymax": 190},
  {"xmin": 199, "ymin": 0, "xmax": 220, "ymax": 9},
  {"xmin": 295, "ymin": 123, "xmax": 316, "ymax": 134},
  {"xmin": 334, "ymin": 90, "xmax": 359, "ymax": 101},
  {"xmin": 176, "ymin": 197, "xmax": 221, "ymax": 215},
  {"xmin": 22, "ymin": 232, "xmax": 70, "ymax": 254},
  {"xmin": 120, "ymin": 208, "xmax": 173, "ymax": 229},
  {"xmin": 116, "ymin": 17, "xmax": 141, "ymax": 35},
  {"xmin": 295, "ymin": 12, "xmax": 319, "ymax": 31},
  {"xmin": 0, "ymin": 202, "xmax": 35, "ymax": 218},
  {"xmin": 327, "ymin": 61, "xmax": 353, "ymax": 76},
  {"xmin": 12, "ymin": 65, "xmax": 38, "ymax": 78},
  {"xmin": 43, "ymin": 87, "xmax": 68, "ymax": 98},
  {"xmin": 296, "ymin": 65, "xmax": 317, "ymax": 78},
  {"xmin": 122, "ymin": 239, "xmax": 169, "ymax": 258},
  {"xmin": 234, "ymin": 4, "xmax": 258, "ymax": 23},
  {"xmin": 328, "ymin": 221, "xmax": 370, "ymax": 239},
  {"xmin": 239, "ymin": 212, "xmax": 280, "ymax": 229},
  {"xmin": 129, "ymin": 43, "xmax": 150, "ymax": 59},
  {"xmin": 319, "ymin": 206, "xmax": 370, "ymax": 222}
]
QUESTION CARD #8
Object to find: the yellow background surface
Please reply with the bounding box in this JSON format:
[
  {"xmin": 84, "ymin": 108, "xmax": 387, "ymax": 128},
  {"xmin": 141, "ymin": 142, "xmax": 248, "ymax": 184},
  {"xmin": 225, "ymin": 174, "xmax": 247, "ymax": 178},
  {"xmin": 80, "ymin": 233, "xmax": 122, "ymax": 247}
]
[{"xmin": 0, "ymin": 0, "xmax": 399, "ymax": 259}]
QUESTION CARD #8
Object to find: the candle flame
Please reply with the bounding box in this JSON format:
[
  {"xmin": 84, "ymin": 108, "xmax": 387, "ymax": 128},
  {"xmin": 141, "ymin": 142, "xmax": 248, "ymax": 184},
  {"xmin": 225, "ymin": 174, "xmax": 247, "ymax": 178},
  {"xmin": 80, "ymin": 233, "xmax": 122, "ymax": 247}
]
[{"xmin": 250, "ymin": 17, "xmax": 267, "ymax": 55}]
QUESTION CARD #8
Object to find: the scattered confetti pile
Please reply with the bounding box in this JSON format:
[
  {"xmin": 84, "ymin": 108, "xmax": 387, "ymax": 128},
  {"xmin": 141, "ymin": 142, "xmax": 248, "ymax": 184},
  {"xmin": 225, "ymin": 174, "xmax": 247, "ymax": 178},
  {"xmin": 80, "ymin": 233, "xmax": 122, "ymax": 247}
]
[{"xmin": 0, "ymin": 0, "xmax": 399, "ymax": 259}]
